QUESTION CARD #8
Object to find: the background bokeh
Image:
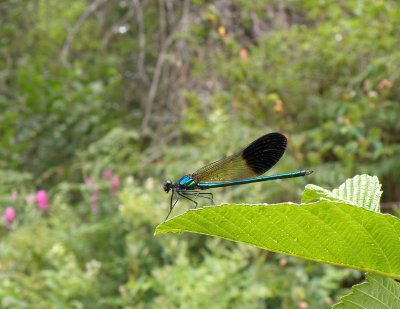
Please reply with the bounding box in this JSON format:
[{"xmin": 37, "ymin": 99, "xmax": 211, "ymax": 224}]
[{"xmin": 0, "ymin": 0, "xmax": 399, "ymax": 308}]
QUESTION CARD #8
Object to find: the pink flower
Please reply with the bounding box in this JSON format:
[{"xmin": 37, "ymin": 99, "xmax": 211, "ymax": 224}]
[
  {"xmin": 10, "ymin": 192, "xmax": 18, "ymax": 202},
  {"xmin": 110, "ymin": 175, "xmax": 120, "ymax": 195},
  {"xmin": 102, "ymin": 169, "xmax": 113, "ymax": 180},
  {"xmin": 26, "ymin": 194, "xmax": 35, "ymax": 204},
  {"xmin": 3, "ymin": 207, "xmax": 16, "ymax": 225},
  {"xmin": 36, "ymin": 190, "xmax": 49, "ymax": 211},
  {"xmin": 91, "ymin": 189, "xmax": 98, "ymax": 214},
  {"xmin": 84, "ymin": 177, "xmax": 93, "ymax": 187}
]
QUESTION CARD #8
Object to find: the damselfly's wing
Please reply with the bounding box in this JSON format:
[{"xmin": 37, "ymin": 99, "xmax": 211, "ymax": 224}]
[{"xmin": 191, "ymin": 132, "xmax": 287, "ymax": 183}]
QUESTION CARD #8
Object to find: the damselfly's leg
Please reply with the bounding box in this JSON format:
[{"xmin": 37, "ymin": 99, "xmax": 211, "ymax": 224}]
[
  {"xmin": 199, "ymin": 192, "xmax": 214, "ymax": 205},
  {"xmin": 177, "ymin": 191, "xmax": 198, "ymax": 209},
  {"xmin": 182, "ymin": 191, "xmax": 214, "ymax": 206},
  {"xmin": 207, "ymin": 192, "xmax": 214, "ymax": 205},
  {"xmin": 165, "ymin": 190, "xmax": 179, "ymax": 221}
]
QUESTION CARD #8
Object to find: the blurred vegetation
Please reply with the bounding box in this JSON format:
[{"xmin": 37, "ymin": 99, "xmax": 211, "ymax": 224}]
[{"xmin": 0, "ymin": 0, "xmax": 399, "ymax": 307}]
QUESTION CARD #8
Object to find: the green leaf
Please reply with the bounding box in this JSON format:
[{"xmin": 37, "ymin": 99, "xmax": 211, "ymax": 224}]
[
  {"xmin": 302, "ymin": 175, "xmax": 382, "ymax": 212},
  {"xmin": 333, "ymin": 273, "xmax": 400, "ymax": 309},
  {"xmin": 155, "ymin": 201, "xmax": 400, "ymax": 280},
  {"xmin": 302, "ymin": 184, "xmax": 338, "ymax": 203}
]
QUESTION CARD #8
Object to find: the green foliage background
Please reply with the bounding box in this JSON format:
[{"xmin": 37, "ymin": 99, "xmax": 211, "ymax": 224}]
[{"xmin": 0, "ymin": 0, "xmax": 399, "ymax": 308}]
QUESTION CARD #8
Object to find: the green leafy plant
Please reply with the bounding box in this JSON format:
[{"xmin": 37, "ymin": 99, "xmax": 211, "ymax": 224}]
[
  {"xmin": 333, "ymin": 273, "xmax": 400, "ymax": 309},
  {"xmin": 156, "ymin": 175, "xmax": 400, "ymax": 308}
]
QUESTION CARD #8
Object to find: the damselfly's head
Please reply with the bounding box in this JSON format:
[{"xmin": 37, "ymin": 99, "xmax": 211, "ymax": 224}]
[{"xmin": 163, "ymin": 180, "xmax": 173, "ymax": 193}]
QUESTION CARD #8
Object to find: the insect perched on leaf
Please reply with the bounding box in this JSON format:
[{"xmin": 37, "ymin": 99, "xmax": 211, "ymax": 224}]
[{"xmin": 163, "ymin": 132, "xmax": 313, "ymax": 219}]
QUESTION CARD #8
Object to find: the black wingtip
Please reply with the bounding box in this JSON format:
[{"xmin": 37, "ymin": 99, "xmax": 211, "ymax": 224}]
[{"xmin": 242, "ymin": 132, "xmax": 287, "ymax": 175}]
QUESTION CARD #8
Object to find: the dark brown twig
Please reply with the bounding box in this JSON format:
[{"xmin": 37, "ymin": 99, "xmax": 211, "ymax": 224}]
[
  {"xmin": 132, "ymin": 0, "xmax": 148, "ymax": 83},
  {"xmin": 61, "ymin": 0, "xmax": 106, "ymax": 66}
]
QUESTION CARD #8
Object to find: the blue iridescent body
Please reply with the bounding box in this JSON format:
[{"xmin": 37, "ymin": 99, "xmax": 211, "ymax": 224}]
[
  {"xmin": 177, "ymin": 175, "xmax": 197, "ymax": 188},
  {"xmin": 163, "ymin": 132, "xmax": 313, "ymax": 220},
  {"xmin": 177, "ymin": 170, "xmax": 310, "ymax": 190}
]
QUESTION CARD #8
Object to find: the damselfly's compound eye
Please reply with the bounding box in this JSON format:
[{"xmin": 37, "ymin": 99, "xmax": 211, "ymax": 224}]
[{"xmin": 163, "ymin": 180, "xmax": 173, "ymax": 193}]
